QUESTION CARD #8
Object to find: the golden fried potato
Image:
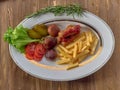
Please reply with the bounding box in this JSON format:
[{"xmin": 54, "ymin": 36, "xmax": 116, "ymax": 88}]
[
  {"xmin": 56, "ymin": 30, "xmax": 99, "ymax": 70},
  {"xmin": 67, "ymin": 63, "xmax": 79, "ymax": 70}
]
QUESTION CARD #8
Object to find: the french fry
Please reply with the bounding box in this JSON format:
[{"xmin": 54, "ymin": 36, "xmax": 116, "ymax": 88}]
[
  {"xmin": 56, "ymin": 46, "xmax": 63, "ymax": 53},
  {"xmin": 60, "ymin": 57, "xmax": 71, "ymax": 61},
  {"xmin": 92, "ymin": 32, "xmax": 97, "ymax": 41},
  {"xmin": 73, "ymin": 44, "xmax": 77, "ymax": 58},
  {"xmin": 67, "ymin": 63, "xmax": 79, "ymax": 70},
  {"xmin": 77, "ymin": 50, "xmax": 89, "ymax": 57},
  {"xmin": 81, "ymin": 45, "xmax": 88, "ymax": 51},
  {"xmin": 80, "ymin": 32, "xmax": 85, "ymax": 37},
  {"xmin": 90, "ymin": 38, "xmax": 98, "ymax": 54},
  {"xmin": 82, "ymin": 41, "xmax": 86, "ymax": 46},
  {"xmin": 72, "ymin": 50, "xmax": 89, "ymax": 63},
  {"xmin": 56, "ymin": 47, "xmax": 72, "ymax": 58},
  {"xmin": 58, "ymin": 53, "xmax": 64, "ymax": 57},
  {"xmin": 85, "ymin": 32, "xmax": 90, "ymax": 46},
  {"xmin": 60, "ymin": 57, "xmax": 67, "ymax": 60},
  {"xmin": 66, "ymin": 36, "xmax": 85, "ymax": 49},
  {"xmin": 78, "ymin": 54, "xmax": 88, "ymax": 63},
  {"xmin": 57, "ymin": 59, "xmax": 70, "ymax": 64},
  {"xmin": 60, "ymin": 53, "xmax": 72, "ymax": 59},
  {"xmin": 78, "ymin": 41, "xmax": 82, "ymax": 52},
  {"xmin": 88, "ymin": 31, "xmax": 93, "ymax": 43},
  {"xmin": 58, "ymin": 45, "xmax": 72, "ymax": 54}
]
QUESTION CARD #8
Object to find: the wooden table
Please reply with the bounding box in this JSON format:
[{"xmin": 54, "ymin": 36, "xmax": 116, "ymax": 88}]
[{"xmin": 0, "ymin": 0, "xmax": 119, "ymax": 90}]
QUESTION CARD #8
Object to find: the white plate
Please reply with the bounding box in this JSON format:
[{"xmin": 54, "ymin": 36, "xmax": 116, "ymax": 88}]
[{"xmin": 9, "ymin": 11, "xmax": 115, "ymax": 81}]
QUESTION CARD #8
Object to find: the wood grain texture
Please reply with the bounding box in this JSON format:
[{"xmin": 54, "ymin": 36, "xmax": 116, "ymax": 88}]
[{"xmin": 0, "ymin": 0, "xmax": 119, "ymax": 90}]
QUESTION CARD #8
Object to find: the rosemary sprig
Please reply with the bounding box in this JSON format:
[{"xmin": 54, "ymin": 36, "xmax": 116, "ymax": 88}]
[{"xmin": 27, "ymin": 4, "xmax": 85, "ymax": 18}]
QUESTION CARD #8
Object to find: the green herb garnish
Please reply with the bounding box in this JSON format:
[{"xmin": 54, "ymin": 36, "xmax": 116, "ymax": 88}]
[
  {"xmin": 27, "ymin": 4, "xmax": 84, "ymax": 18},
  {"xmin": 4, "ymin": 25, "xmax": 41, "ymax": 53}
]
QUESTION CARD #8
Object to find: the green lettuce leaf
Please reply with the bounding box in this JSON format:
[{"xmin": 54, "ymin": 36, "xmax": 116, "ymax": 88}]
[{"xmin": 4, "ymin": 25, "xmax": 40, "ymax": 53}]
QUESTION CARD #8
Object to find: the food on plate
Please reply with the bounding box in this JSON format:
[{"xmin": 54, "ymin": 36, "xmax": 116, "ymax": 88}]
[
  {"xmin": 25, "ymin": 42, "xmax": 37, "ymax": 60},
  {"xmin": 44, "ymin": 37, "xmax": 57, "ymax": 50},
  {"xmin": 90, "ymin": 38, "xmax": 98, "ymax": 54},
  {"xmin": 56, "ymin": 30, "xmax": 98, "ymax": 70},
  {"xmin": 45, "ymin": 49, "xmax": 57, "ymax": 60},
  {"xmin": 4, "ymin": 25, "xmax": 40, "ymax": 53},
  {"xmin": 57, "ymin": 25, "xmax": 80, "ymax": 45},
  {"xmin": 25, "ymin": 42, "xmax": 46, "ymax": 61},
  {"xmin": 33, "ymin": 24, "xmax": 48, "ymax": 36},
  {"xmin": 4, "ymin": 22, "xmax": 98, "ymax": 70},
  {"xmin": 65, "ymin": 36, "xmax": 85, "ymax": 49},
  {"xmin": 27, "ymin": 24, "xmax": 48, "ymax": 39},
  {"xmin": 48, "ymin": 24, "xmax": 60, "ymax": 37},
  {"xmin": 67, "ymin": 63, "xmax": 79, "ymax": 70},
  {"xmin": 27, "ymin": 29, "xmax": 42, "ymax": 39}
]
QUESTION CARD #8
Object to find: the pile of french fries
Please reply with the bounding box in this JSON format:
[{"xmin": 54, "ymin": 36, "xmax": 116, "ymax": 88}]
[{"xmin": 56, "ymin": 30, "xmax": 99, "ymax": 70}]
